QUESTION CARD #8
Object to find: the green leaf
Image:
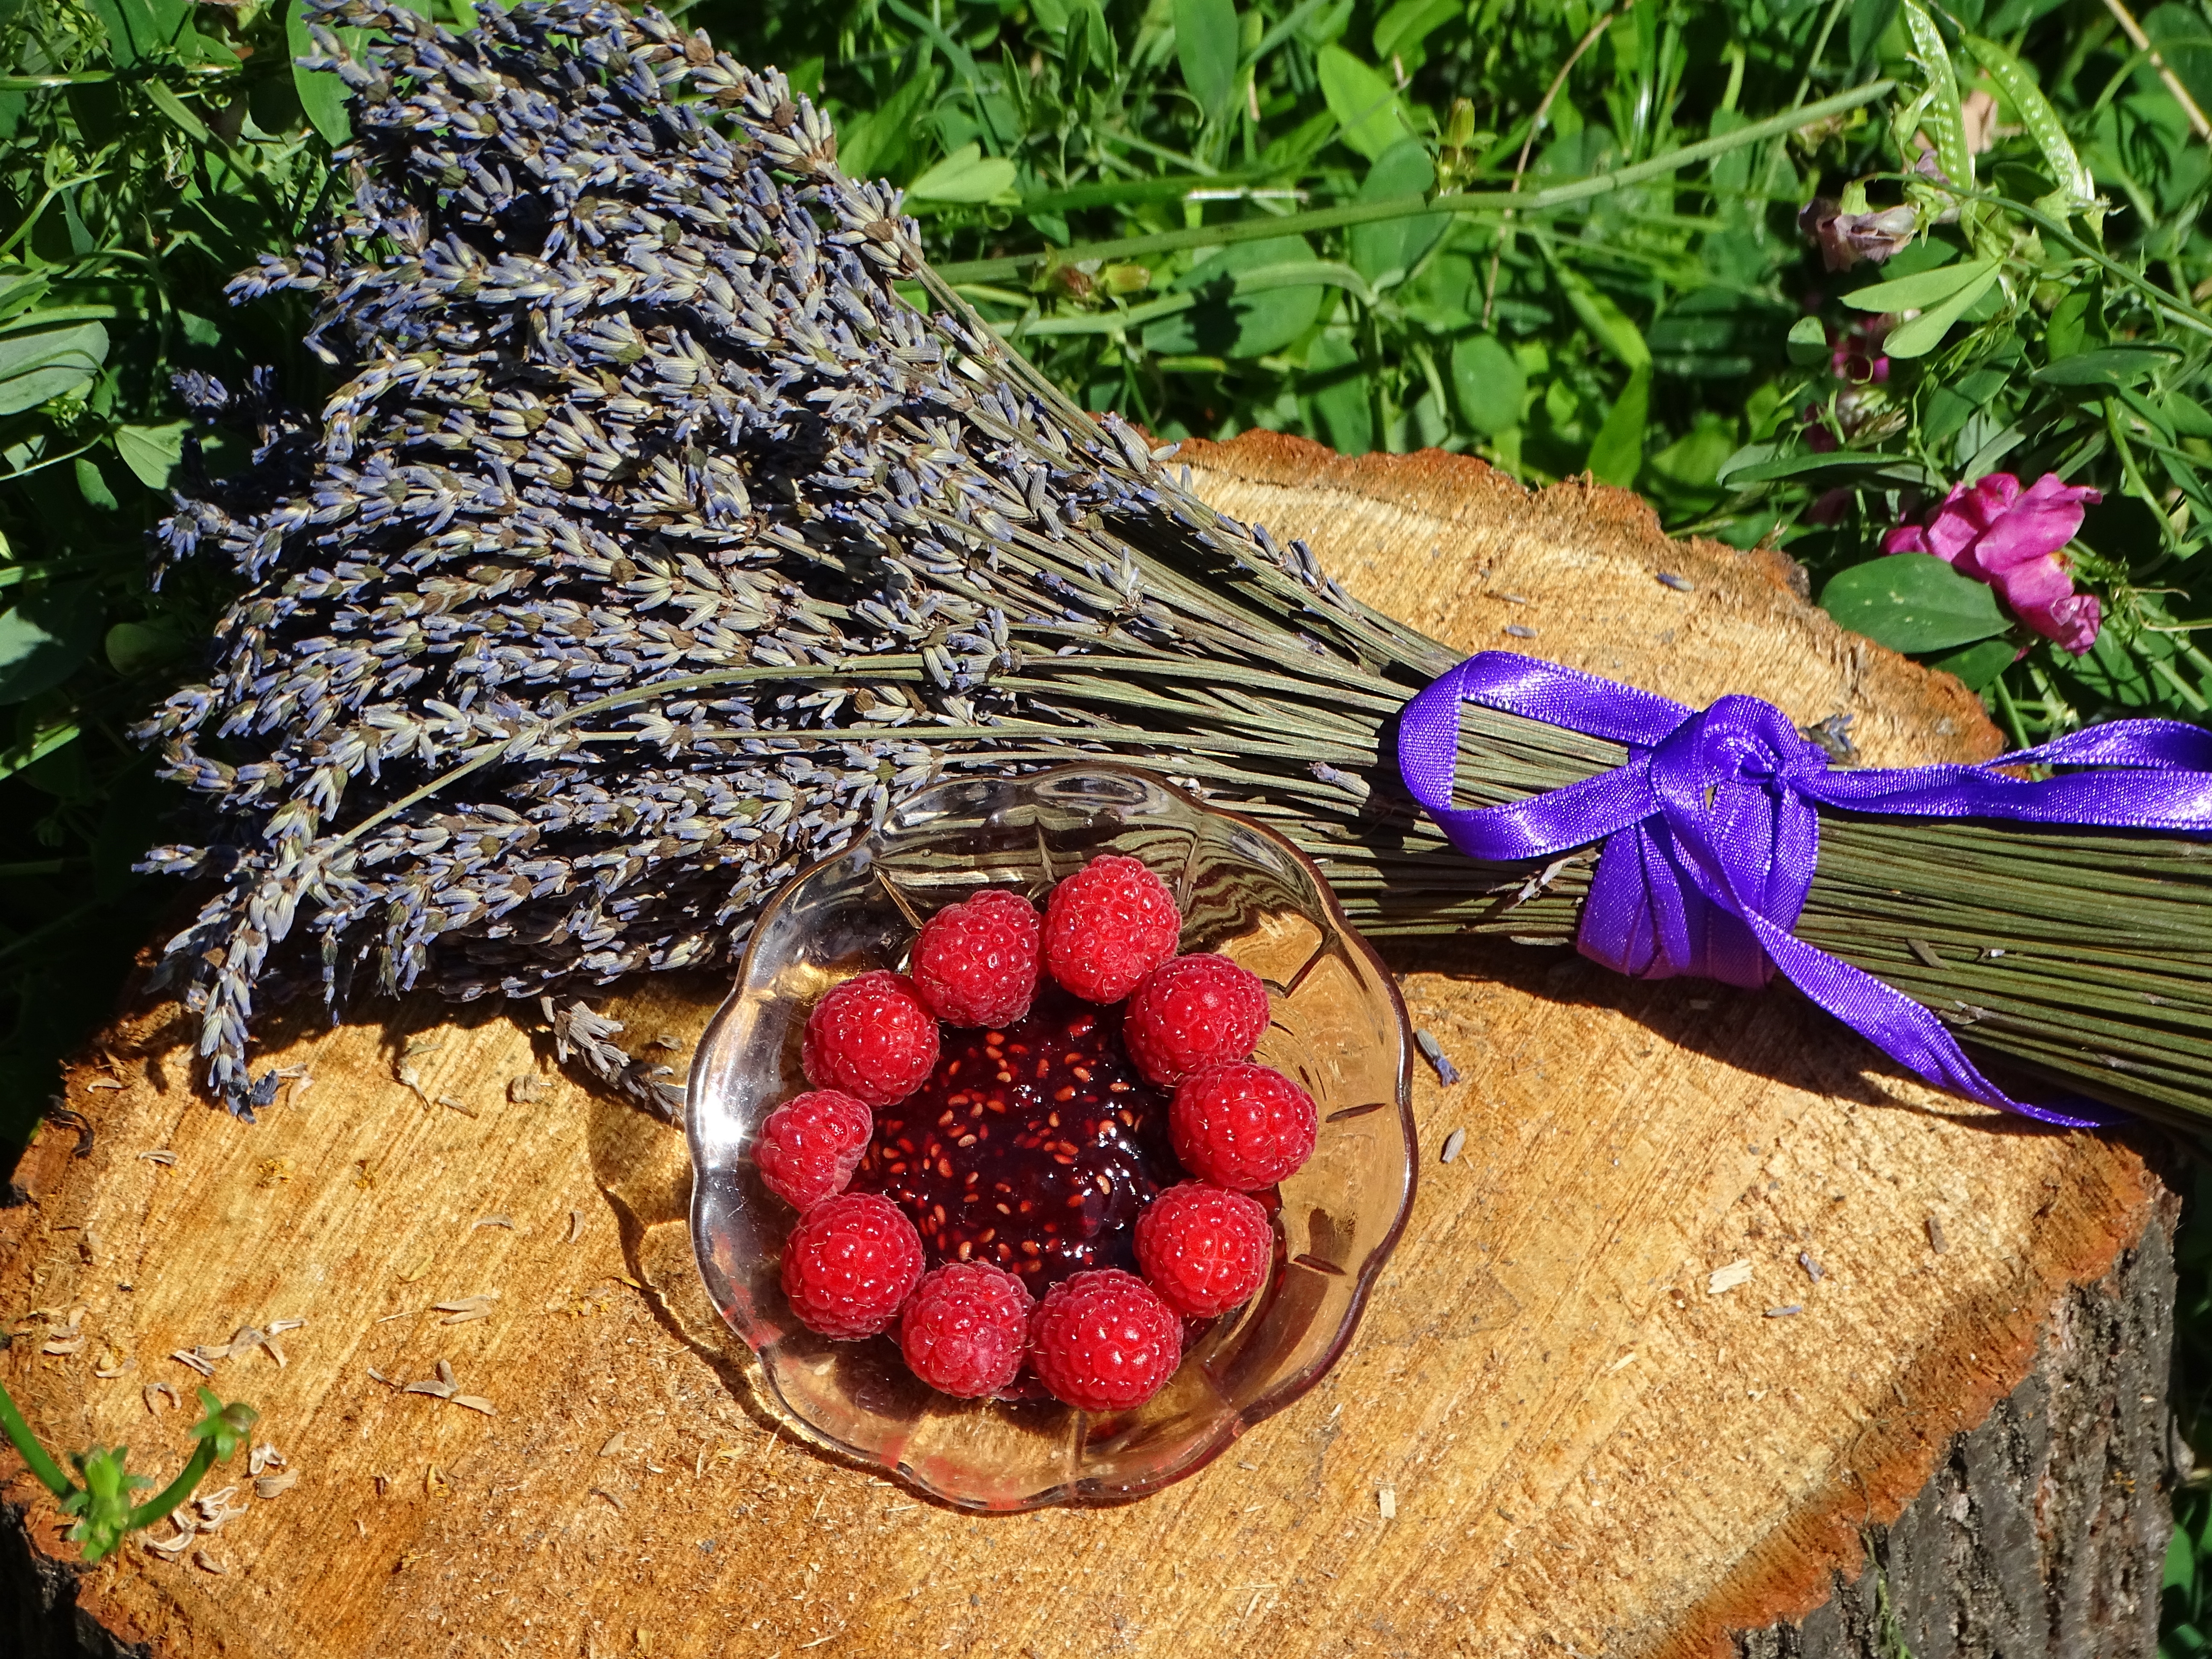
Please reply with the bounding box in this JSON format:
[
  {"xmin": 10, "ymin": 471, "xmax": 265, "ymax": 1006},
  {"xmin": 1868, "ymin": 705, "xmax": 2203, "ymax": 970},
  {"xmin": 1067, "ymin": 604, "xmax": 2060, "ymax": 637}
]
[
  {"xmin": 1820, "ymin": 554, "xmax": 2010, "ymax": 652},
  {"xmin": 1786, "ymin": 315, "xmax": 1829, "ymax": 366},
  {"xmin": 2171, "ymin": 390, "xmax": 2212, "ymax": 439},
  {"xmin": 1174, "ymin": 0, "xmax": 1241, "ymax": 123},
  {"xmin": 0, "ymin": 585, "xmax": 102, "ymax": 704},
  {"xmin": 75, "ymin": 457, "xmax": 118, "ymax": 512},
  {"xmin": 1147, "ymin": 235, "xmax": 1324, "ymax": 357},
  {"xmin": 1374, "ymin": 0, "xmax": 1459, "ymax": 62},
  {"xmin": 1647, "ymin": 416, "xmax": 1742, "ymax": 510},
  {"xmin": 142, "ymin": 79, "xmax": 210, "ymax": 144},
  {"xmin": 89, "ymin": 0, "xmax": 193, "ymax": 68},
  {"xmin": 1842, "ymin": 258, "xmax": 1996, "ymax": 314},
  {"xmin": 2045, "ymin": 278, "xmax": 2104, "ymax": 361},
  {"xmin": 1449, "ymin": 333, "xmax": 1524, "ymax": 436},
  {"xmin": 908, "ymin": 144, "xmax": 1019, "ymax": 206},
  {"xmin": 1880, "ymin": 265, "xmax": 2003, "ymax": 358},
  {"xmin": 288, "ymin": 0, "xmax": 353, "ymax": 146},
  {"xmin": 1723, "ymin": 449, "xmax": 1937, "ymax": 488},
  {"xmin": 837, "ymin": 68, "xmax": 934, "ymax": 182},
  {"xmin": 1347, "ymin": 140, "xmax": 1442, "ymax": 287},
  {"xmin": 1715, "ymin": 442, "xmax": 1776, "ymax": 487},
  {"xmin": 1552, "ymin": 265, "xmax": 1650, "ymax": 371},
  {"xmin": 1848, "ymin": 0, "xmax": 1901, "ymax": 67},
  {"xmin": 1307, "ymin": 332, "xmax": 1373, "ymax": 454},
  {"xmin": 2032, "ymin": 348, "xmax": 2174, "ymax": 387},
  {"xmin": 0, "ymin": 321, "xmax": 107, "ymax": 417},
  {"xmin": 105, "ymin": 621, "xmax": 181, "ymax": 676},
  {"xmin": 1586, "ymin": 366, "xmax": 1650, "ymax": 487},
  {"xmin": 114, "ymin": 422, "xmax": 189, "ymax": 492},
  {"xmin": 1924, "ymin": 636, "xmax": 2015, "ymax": 691},
  {"xmin": 1316, "ymin": 47, "xmax": 1408, "ymax": 161},
  {"xmin": 0, "ymin": 272, "xmax": 49, "ymax": 326}
]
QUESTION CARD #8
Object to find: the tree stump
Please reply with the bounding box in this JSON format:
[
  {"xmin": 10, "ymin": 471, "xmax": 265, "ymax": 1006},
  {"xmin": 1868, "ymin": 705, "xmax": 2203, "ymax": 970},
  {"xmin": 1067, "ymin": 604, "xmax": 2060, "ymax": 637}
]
[{"xmin": 0, "ymin": 434, "xmax": 2182, "ymax": 1658}]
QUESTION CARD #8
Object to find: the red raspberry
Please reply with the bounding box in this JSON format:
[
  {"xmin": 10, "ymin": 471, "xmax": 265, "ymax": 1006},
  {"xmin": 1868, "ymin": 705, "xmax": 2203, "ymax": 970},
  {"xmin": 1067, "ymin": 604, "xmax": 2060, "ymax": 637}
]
[
  {"xmin": 899, "ymin": 1262, "xmax": 1033, "ymax": 1397},
  {"xmin": 1123, "ymin": 953, "xmax": 1271, "ymax": 1086},
  {"xmin": 1169, "ymin": 1062, "xmax": 1318, "ymax": 1191},
  {"xmin": 780, "ymin": 1192, "xmax": 924, "ymax": 1339},
  {"xmin": 801, "ymin": 970, "xmax": 939, "ymax": 1106},
  {"xmin": 753, "ymin": 1089, "xmax": 874, "ymax": 1211},
  {"xmin": 1027, "ymin": 1269, "xmax": 1182, "ymax": 1412},
  {"xmin": 911, "ymin": 890, "xmax": 1042, "ymax": 1028},
  {"xmin": 1043, "ymin": 854, "xmax": 1181, "ymax": 1004},
  {"xmin": 1135, "ymin": 1182, "xmax": 1274, "ymax": 1317}
]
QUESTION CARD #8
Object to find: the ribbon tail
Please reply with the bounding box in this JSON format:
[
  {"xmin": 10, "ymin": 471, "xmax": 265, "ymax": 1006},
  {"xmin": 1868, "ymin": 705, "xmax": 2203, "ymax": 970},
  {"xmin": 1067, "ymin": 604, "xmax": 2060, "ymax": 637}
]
[
  {"xmin": 1732, "ymin": 908, "xmax": 2119, "ymax": 1129},
  {"xmin": 1577, "ymin": 824, "xmax": 1682, "ymax": 979},
  {"xmin": 1577, "ymin": 822, "xmax": 1775, "ymax": 988}
]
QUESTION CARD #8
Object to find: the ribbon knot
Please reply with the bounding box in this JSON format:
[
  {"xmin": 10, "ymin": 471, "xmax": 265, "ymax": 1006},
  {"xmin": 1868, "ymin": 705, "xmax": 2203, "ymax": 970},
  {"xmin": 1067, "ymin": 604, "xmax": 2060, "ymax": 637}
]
[
  {"xmin": 1398, "ymin": 653, "xmax": 2212, "ymax": 1129},
  {"xmin": 1592, "ymin": 693, "xmax": 1830, "ymax": 991}
]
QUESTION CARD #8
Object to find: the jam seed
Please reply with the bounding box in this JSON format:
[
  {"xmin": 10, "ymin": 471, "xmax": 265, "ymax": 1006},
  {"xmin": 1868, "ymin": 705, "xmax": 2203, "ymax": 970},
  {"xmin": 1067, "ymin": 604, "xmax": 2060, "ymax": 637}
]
[
  {"xmin": 1072, "ymin": 1066, "xmax": 1092, "ymax": 1082},
  {"xmin": 1053, "ymin": 1086, "xmax": 1075, "ymax": 1103},
  {"xmin": 958, "ymin": 1134, "xmax": 978, "ymax": 1148}
]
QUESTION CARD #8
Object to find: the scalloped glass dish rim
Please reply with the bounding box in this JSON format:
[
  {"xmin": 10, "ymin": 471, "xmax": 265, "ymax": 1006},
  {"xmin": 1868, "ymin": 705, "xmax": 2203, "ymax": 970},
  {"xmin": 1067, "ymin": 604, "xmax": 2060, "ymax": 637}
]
[{"xmin": 684, "ymin": 760, "xmax": 1417, "ymax": 1510}]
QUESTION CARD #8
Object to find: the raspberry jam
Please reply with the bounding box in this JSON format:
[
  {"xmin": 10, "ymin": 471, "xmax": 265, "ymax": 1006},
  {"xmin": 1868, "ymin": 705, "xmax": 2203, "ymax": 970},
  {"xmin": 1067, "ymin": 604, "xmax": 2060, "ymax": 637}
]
[{"xmin": 851, "ymin": 985, "xmax": 1181, "ymax": 1290}]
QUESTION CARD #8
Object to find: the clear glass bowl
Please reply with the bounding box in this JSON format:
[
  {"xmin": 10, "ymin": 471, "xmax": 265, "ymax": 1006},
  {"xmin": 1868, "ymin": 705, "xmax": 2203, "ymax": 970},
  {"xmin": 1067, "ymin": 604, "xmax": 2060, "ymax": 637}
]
[{"xmin": 686, "ymin": 763, "xmax": 1416, "ymax": 1511}]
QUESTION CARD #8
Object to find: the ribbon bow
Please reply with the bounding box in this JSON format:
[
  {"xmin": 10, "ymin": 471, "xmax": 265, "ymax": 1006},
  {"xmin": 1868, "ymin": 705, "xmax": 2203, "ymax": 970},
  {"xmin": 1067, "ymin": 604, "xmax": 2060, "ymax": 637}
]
[{"xmin": 1397, "ymin": 653, "xmax": 2212, "ymax": 1129}]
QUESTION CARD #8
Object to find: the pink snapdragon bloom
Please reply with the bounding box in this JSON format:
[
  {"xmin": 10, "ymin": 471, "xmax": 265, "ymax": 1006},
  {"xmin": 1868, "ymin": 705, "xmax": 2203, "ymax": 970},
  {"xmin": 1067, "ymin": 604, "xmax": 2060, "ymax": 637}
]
[{"xmin": 1881, "ymin": 473, "xmax": 2103, "ymax": 655}]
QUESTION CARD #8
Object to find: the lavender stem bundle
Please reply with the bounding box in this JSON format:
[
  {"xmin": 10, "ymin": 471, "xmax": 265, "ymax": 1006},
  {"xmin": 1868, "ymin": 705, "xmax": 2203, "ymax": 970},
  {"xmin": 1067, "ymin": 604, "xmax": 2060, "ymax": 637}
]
[{"xmin": 143, "ymin": 0, "xmax": 2212, "ymax": 1126}]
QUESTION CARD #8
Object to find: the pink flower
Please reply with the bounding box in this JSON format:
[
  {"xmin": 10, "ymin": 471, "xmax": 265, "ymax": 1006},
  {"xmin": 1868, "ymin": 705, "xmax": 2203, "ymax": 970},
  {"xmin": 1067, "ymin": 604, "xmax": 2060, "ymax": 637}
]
[{"xmin": 1882, "ymin": 473, "xmax": 2103, "ymax": 655}]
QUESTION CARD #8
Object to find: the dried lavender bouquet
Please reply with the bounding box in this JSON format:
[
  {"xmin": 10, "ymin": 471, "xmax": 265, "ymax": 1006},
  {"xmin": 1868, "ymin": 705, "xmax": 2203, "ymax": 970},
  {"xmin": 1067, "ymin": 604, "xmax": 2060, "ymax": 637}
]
[{"xmin": 143, "ymin": 0, "xmax": 2212, "ymax": 1126}]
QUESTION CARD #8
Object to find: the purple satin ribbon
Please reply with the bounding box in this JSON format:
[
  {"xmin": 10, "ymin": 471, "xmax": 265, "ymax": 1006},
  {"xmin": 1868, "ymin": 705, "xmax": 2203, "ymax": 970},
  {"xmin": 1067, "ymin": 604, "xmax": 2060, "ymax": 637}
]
[{"xmin": 1398, "ymin": 653, "xmax": 2212, "ymax": 1129}]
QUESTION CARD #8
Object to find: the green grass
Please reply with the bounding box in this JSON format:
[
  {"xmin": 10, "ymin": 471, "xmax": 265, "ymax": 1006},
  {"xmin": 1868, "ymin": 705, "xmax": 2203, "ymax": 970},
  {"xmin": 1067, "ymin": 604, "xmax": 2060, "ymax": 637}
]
[{"xmin": 2, "ymin": 0, "xmax": 2212, "ymax": 1636}]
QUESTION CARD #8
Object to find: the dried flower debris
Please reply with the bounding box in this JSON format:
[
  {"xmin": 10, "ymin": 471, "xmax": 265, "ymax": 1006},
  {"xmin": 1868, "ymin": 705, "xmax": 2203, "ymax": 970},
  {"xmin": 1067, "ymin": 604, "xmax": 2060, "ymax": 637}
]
[
  {"xmin": 142, "ymin": 0, "xmax": 1445, "ymax": 1118},
  {"xmin": 375, "ymin": 1357, "xmax": 496, "ymax": 1415},
  {"xmin": 1707, "ymin": 1259, "xmax": 1755, "ymax": 1295},
  {"xmin": 171, "ymin": 1316, "xmax": 306, "ymax": 1375}
]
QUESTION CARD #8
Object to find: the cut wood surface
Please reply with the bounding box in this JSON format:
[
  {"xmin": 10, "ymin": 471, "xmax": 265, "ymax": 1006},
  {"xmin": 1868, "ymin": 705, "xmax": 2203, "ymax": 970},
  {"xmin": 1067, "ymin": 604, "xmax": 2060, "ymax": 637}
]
[{"xmin": 0, "ymin": 432, "xmax": 2180, "ymax": 1658}]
